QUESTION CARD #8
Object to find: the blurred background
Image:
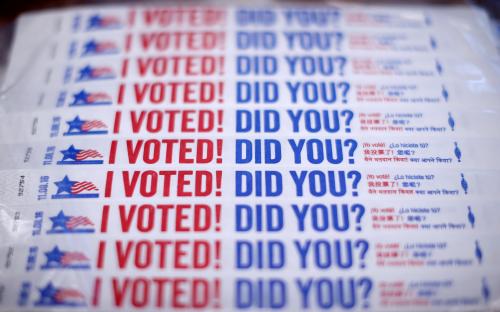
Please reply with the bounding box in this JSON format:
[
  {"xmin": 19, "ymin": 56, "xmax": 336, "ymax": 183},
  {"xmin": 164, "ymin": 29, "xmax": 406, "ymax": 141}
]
[
  {"xmin": 0, "ymin": 0, "xmax": 498, "ymax": 84},
  {"xmin": 0, "ymin": 0, "xmax": 499, "ymax": 26}
]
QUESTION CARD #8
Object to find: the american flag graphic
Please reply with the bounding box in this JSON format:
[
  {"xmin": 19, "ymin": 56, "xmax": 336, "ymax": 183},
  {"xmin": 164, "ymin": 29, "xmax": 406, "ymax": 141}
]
[
  {"xmin": 94, "ymin": 42, "xmax": 118, "ymax": 53},
  {"xmin": 86, "ymin": 92, "xmax": 111, "ymax": 103},
  {"xmin": 61, "ymin": 251, "xmax": 89, "ymax": 266},
  {"xmin": 42, "ymin": 246, "xmax": 91, "ymax": 270},
  {"xmin": 66, "ymin": 216, "xmax": 94, "ymax": 229},
  {"xmin": 89, "ymin": 67, "xmax": 114, "ymax": 79},
  {"xmin": 54, "ymin": 288, "xmax": 85, "ymax": 303},
  {"xmin": 64, "ymin": 116, "xmax": 107, "ymax": 136},
  {"xmin": 71, "ymin": 90, "xmax": 112, "ymax": 106},
  {"xmin": 77, "ymin": 65, "xmax": 115, "ymax": 82},
  {"xmin": 87, "ymin": 14, "xmax": 122, "ymax": 30},
  {"xmin": 94, "ymin": 16, "xmax": 121, "ymax": 28},
  {"xmin": 81, "ymin": 120, "xmax": 107, "ymax": 132},
  {"xmin": 70, "ymin": 181, "xmax": 98, "ymax": 194},
  {"xmin": 35, "ymin": 282, "xmax": 87, "ymax": 306},
  {"xmin": 82, "ymin": 40, "xmax": 118, "ymax": 56},
  {"xmin": 76, "ymin": 149, "xmax": 103, "ymax": 160},
  {"xmin": 57, "ymin": 145, "xmax": 104, "ymax": 165},
  {"xmin": 52, "ymin": 176, "xmax": 100, "ymax": 199}
]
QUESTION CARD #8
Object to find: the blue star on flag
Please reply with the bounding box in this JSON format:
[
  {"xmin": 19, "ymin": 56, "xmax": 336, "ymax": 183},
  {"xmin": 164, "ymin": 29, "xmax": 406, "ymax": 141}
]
[
  {"xmin": 54, "ymin": 176, "xmax": 76, "ymax": 195},
  {"xmin": 49, "ymin": 211, "xmax": 70, "ymax": 231},
  {"xmin": 66, "ymin": 116, "xmax": 85, "ymax": 133},
  {"xmin": 82, "ymin": 40, "xmax": 98, "ymax": 54},
  {"xmin": 77, "ymin": 66, "xmax": 93, "ymax": 81},
  {"xmin": 37, "ymin": 282, "xmax": 58, "ymax": 304},
  {"xmin": 60, "ymin": 145, "xmax": 82, "ymax": 161},
  {"xmin": 44, "ymin": 246, "xmax": 64, "ymax": 266},
  {"xmin": 87, "ymin": 15, "xmax": 103, "ymax": 29},
  {"xmin": 71, "ymin": 90, "xmax": 90, "ymax": 105}
]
